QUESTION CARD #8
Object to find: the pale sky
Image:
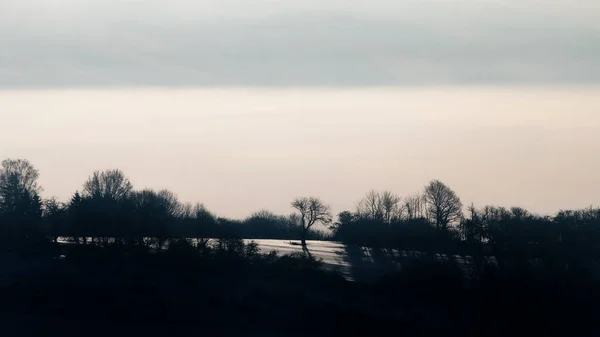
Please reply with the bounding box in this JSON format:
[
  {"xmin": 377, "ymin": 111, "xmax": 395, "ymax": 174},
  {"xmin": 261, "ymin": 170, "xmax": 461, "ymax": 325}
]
[
  {"xmin": 2, "ymin": 87, "xmax": 599, "ymax": 218},
  {"xmin": 1, "ymin": 1, "xmax": 599, "ymax": 218}
]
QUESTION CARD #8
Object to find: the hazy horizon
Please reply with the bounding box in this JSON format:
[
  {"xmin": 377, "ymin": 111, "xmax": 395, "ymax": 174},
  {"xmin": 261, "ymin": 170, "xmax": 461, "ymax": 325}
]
[{"xmin": 2, "ymin": 86, "xmax": 599, "ymax": 218}]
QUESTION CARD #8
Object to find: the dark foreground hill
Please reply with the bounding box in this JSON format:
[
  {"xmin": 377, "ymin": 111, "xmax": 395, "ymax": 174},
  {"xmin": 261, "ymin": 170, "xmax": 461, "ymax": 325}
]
[{"xmin": 0, "ymin": 239, "xmax": 599, "ymax": 337}]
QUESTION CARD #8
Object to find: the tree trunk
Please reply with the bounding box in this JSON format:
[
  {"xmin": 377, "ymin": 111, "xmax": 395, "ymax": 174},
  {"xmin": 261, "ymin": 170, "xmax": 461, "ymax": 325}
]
[{"xmin": 301, "ymin": 228, "xmax": 307, "ymax": 246}]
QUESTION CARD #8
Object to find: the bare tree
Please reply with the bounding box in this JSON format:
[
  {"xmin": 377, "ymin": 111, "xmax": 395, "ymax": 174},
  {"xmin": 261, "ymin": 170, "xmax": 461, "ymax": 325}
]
[
  {"xmin": 356, "ymin": 190, "xmax": 402, "ymax": 223},
  {"xmin": 380, "ymin": 190, "xmax": 403, "ymax": 223},
  {"xmin": 423, "ymin": 180, "xmax": 463, "ymax": 231},
  {"xmin": 510, "ymin": 206, "xmax": 530, "ymax": 219},
  {"xmin": 0, "ymin": 158, "xmax": 43, "ymax": 215},
  {"xmin": 179, "ymin": 202, "xmax": 195, "ymax": 219},
  {"xmin": 459, "ymin": 203, "xmax": 484, "ymax": 245},
  {"xmin": 82, "ymin": 169, "xmax": 133, "ymax": 200},
  {"xmin": 156, "ymin": 189, "xmax": 182, "ymax": 217},
  {"xmin": 404, "ymin": 193, "xmax": 426, "ymax": 220},
  {"xmin": 250, "ymin": 209, "xmax": 280, "ymax": 222},
  {"xmin": 177, "ymin": 202, "xmax": 217, "ymax": 250},
  {"xmin": 356, "ymin": 190, "xmax": 382, "ymax": 221},
  {"xmin": 0, "ymin": 159, "xmax": 41, "ymax": 194},
  {"xmin": 291, "ymin": 197, "xmax": 332, "ymax": 246}
]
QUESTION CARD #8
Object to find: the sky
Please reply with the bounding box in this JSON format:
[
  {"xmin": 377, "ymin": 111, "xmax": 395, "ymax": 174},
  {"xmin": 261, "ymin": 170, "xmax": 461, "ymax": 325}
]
[
  {"xmin": 1, "ymin": 0, "xmax": 599, "ymax": 86},
  {"xmin": 1, "ymin": 1, "xmax": 599, "ymax": 218}
]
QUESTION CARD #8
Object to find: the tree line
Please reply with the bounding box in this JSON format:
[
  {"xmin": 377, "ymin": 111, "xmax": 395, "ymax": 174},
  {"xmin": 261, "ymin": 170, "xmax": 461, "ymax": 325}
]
[
  {"xmin": 332, "ymin": 182, "xmax": 600, "ymax": 267},
  {"xmin": 1, "ymin": 157, "xmax": 599, "ymax": 261},
  {"xmin": 0, "ymin": 158, "xmax": 334, "ymax": 251}
]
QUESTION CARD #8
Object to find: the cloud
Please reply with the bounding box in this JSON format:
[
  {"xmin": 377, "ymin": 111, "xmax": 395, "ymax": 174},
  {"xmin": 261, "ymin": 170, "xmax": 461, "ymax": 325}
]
[{"xmin": 1, "ymin": 0, "xmax": 599, "ymax": 87}]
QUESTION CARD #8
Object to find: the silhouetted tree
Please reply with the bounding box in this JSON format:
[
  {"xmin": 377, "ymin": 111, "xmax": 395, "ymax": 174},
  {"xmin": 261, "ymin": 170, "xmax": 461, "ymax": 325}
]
[
  {"xmin": 554, "ymin": 207, "xmax": 600, "ymax": 270},
  {"xmin": 130, "ymin": 189, "xmax": 182, "ymax": 249},
  {"xmin": 404, "ymin": 193, "xmax": 426, "ymax": 220},
  {"xmin": 43, "ymin": 197, "xmax": 68, "ymax": 243},
  {"xmin": 77, "ymin": 169, "xmax": 134, "ymax": 246},
  {"xmin": 66, "ymin": 191, "xmax": 87, "ymax": 244},
  {"xmin": 243, "ymin": 210, "xmax": 298, "ymax": 239},
  {"xmin": 194, "ymin": 203, "xmax": 217, "ymax": 227},
  {"xmin": 331, "ymin": 211, "xmax": 355, "ymax": 237},
  {"xmin": 0, "ymin": 159, "xmax": 44, "ymax": 246},
  {"xmin": 0, "ymin": 159, "xmax": 41, "ymax": 192},
  {"xmin": 82, "ymin": 169, "xmax": 133, "ymax": 201},
  {"xmin": 0, "ymin": 158, "xmax": 42, "ymax": 215},
  {"xmin": 459, "ymin": 203, "xmax": 484, "ymax": 245},
  {"xmin": 356, "ymin": 190, "xmax": 403, "ymax": 223},
  {"xmin": 380, "ymin": 190, "xmax": 404, "ymax": 223},
  {"xmin": 424, "ymin": 180, "xmax": 463, "ymax": 231},
  {"xmin": 291, "ymin": 197, "xmax": 332, "ymax": 246},
  {"xmin": 191, "ymin": 203, "xmax": 218, "ymax": 247}
]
